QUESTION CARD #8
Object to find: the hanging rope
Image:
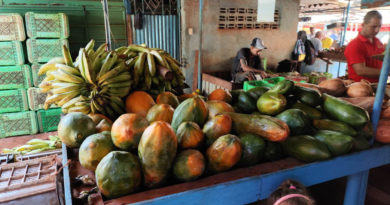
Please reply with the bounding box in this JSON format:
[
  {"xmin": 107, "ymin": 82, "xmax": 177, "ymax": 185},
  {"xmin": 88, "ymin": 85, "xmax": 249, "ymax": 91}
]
[{"xmin": 102, "ymin": 0, "xmax": 112, "ymax": 51}]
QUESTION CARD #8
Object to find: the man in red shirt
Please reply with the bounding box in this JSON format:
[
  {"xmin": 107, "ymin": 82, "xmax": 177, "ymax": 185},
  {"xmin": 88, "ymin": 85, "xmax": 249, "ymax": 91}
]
[{"xmin": 344, "ymin": 10, "xmax": 385, "ymax": 83}]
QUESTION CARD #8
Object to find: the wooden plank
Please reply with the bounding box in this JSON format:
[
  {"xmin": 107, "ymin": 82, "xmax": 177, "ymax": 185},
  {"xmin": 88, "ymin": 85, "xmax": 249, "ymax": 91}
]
[
  {"xmin": 193, "ymin": 50, "xmax": 199, "ymax": 90},
  {"xmin": 202, "ymin": 73, "xmax": 233, "ymax": 90},
  {"xmin": 126, "ymin": 14, "xmax": 133, "ymax": 45},
  {"xmin": 129, "ymin": 145, "xmax": 390, "ymax": 205}
]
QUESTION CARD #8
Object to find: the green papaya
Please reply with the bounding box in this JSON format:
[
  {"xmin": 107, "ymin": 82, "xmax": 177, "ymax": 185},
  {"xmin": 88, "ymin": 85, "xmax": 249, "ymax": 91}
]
[
  {"xmin": 247, "ymin": 86, "xmax": 269, "ymax": 99},
  {"xmin": 313, "ymin": 119, "xmax": 357, "ymax": 136},
  {"xmin": 257, "ymin": 92, "xmax": 287, "ymax": 115},
  {"xmin": 322, "ymin": 94, "xmax": 369, "ymax": 128},
  {"xmin": 269, "ymin": 80, "xmax": 295, "ymax": 95},
  {"xmin": 313, "ymin": 130, "xmax": 354, "ymax": 156},
  {"xmin": 295, "ymin": 86, "xmax": 322, "ymax": 107},
  {"xmin": 237, "ymin": 92, "xmax": 258, "ymax": 113},
  {"xmin": 238, "ymin": 133, "xmax": 266, "ymax": 166},
  {"xmin": 264, "ymin": 141, "xmax": 284, "ymax": 161},
  {"xmin": 352, "ymin": 135, "xmax": 371, "ymax": 151},
  {"xmin": 231, "ymin": 89, "xmax": 245, "ymax": 104},
  {"xmin": 282, "ymin": 135, "xmax": 331, "ymax": 162},
  {"xmin": 292, "ymin": 102, "xmax": 322, "ymax": 120},
  {"xmin": 276, "ymin": 109, "xmax": 311, "ymax": 135},
  {"xmin": 171, "ymin": 96, "xmax": 209, "ymax": 131}
]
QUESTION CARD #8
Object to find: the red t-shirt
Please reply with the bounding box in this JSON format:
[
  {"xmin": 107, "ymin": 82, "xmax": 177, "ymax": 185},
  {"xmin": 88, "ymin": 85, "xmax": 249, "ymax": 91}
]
[{"xmin": 344, "ymin": 33, "xmax": 385, "ymax": 83}]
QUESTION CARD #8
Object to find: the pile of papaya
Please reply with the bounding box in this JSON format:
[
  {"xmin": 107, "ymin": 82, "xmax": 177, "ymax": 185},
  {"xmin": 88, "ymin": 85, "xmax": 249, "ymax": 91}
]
[{"xmin": 58, "ymin": 79, "xmax": 374, "ymax": 200}]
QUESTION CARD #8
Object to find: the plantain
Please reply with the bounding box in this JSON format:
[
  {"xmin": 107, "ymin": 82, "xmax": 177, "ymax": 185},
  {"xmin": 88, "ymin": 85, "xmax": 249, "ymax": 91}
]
[
  {"xmin": 80, "ymin": 49, "xmax": 96, "ymax": 85},
  {"xmin": 38, "ymin": 63, "xmax": 57, "ymax": 76},
  {"xmin": 97, "ymin": 61, "xmax": 128, "ymax": 83},
  {"xmin": 98, "ymin": 51, "xmax": 118, "ymax": 78},
  {"xmin": 55, "ymin": 64, "xmax": 80, "ymax": 76},
  {"xmin": 53, "ymin": 69, "xmax": 85, "ymax": 84},
  {"xmin": 146, "ymin": 52, "xmax": 156, "ymax": 76},
  {"xmin": 62, "ymin": 45, "xmax": 74, "ymax": 67}
]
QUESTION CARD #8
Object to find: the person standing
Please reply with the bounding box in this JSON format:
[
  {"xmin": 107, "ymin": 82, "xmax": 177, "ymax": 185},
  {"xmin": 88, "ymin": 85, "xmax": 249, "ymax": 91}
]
[
  {"xmin": 344, "ymin": 10, "xmax": 385, "ymax": 83},
  {"xmin": 231, "ymin": 37, "xmax": 267, "ymax": 83},
  {"xmin": 310, "ymin": 31, "xmax": 324, "ymax": 55}
]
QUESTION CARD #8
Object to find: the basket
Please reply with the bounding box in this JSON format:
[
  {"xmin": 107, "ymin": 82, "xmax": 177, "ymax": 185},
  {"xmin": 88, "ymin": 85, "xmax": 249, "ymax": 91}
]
[
  {"xmin": 27, "ymin": 87, "xmax": 57, "ymax": 111},
  {"xmin": 243, "ymin": 77, "xmax": 285, "ymax": 91},
  {"xmin": 26, "ymin": 39, "xmax": 68, "ymax": 63},
  {"xmin": 25, "ymin": 12, "xmax": 69, "ymax": 39},
  {"xmin": 0, "ymin": 13, "xmax": 26, "ymax": 41},
  {"xmin": 31, "ymin": 64, "xmax": 45, "ymax": 87},
  {"xmin": 0, "ymin": 111, "xmax": 38, "ymax": 138},
  {"xmin": 0, "ymin": 65, "xmax": 32, "ymax": 90},
  {"xmin": 36, "ymin": 108, "xmax": 63, "ymax": 133},
  {"xmin": 0, "ymin": 89, "xmax": 29, "ymax": 114},
  {"xmin": 0, "ymin": 41, "xmax": 24, "ymax": 65}
]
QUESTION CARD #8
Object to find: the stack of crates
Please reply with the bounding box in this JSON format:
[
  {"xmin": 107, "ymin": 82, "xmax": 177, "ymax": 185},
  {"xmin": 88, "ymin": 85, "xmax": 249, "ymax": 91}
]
[
  {"xmin": 0, "ymin": 12, "xmax": 66, "ymax": 138},
  {"xmin": 25, "ymin": 12, "xmax": 68, "ymax": 134}
]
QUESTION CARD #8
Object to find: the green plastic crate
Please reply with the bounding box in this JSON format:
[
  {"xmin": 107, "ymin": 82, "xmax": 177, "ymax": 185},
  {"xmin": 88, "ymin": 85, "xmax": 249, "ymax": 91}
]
[
  {"xmin": 0, "ymin": 13, "xmax": 26, "ymax": 41},
  {"xmin": 25, "ymin": 12, "xmax": 69, "ymax": 39},
  {"xmin": 0, "ymin": 65, "xmax": 32, "ymax": 90},
  {"xmin": 0, "ymin": 111, "xmax": 38, "ymax": 138},
  {"xmin": 36, "ymin": 108, "xmax": 63, "ymax": 133},
  {"xmin": 31, "ymin": 64, "xmax": 45, "ymax": 87},
  {"xmin": 0, "ymin": 41, "xmax": 25, "ymax": 65},
  {"xmin": 26, "ymin": 39, "xmax": 68, "ymax": 63},
  {"xmin": 0, "ymin": 89, "xmax": 28, "ymax": 114},
  {"xmin": 27, "ymin": 87, "xmax": 57, "ymax": 111},
  {"xmin": 243, "ymin": 77, "xmax": 285, "ymax": 91}
]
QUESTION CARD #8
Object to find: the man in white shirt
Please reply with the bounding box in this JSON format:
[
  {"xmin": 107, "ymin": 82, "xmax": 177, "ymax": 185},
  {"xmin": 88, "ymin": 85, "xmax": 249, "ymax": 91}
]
[{"xmin": 310, "ymin": 31, "xmax": 324, "ymax": 55}]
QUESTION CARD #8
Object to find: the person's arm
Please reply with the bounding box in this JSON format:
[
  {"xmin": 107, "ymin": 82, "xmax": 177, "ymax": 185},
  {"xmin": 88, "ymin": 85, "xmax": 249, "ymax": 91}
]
[
  {"xmin": 352, "ymin": 63, "xmax": 382, "ymax": 78},
  {"xmin": 240, "ymin": 59, "xmax": 267, "ymax": 78}
]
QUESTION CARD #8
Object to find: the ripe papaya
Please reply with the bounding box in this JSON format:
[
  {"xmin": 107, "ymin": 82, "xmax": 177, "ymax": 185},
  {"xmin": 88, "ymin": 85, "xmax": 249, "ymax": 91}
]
[
  {"xmin": 292, "ymin": 102, "xmax": 322, "ymax": 120},
  {"xmin": 146, "ymin": 104, "xmax": 174, "ymax": 123},
  {"xmin": 322, "ymin": 94, "xmax": 369, "ymax": 128},
  {"xmin": 282, "ymin": 135, "xmax": 331, "ymax": 162},
  {"xmin": 203, "ymin": 114, "xmax": 232, "ymax": 145},
  {"xmin": 313, "ymin": 130, "xmax": 354, "ymax": 156},
  {"xmin": 225, "ymin": 112, "xmax": 290, "ymax": 142},
  {"xmin": 276, "ymin": 109, "xmax": 311, "ymax": 135},
  {"xmin": 257, "ymin": 92, "xmax": 287, "ymax": 115},
  {"xmin": 171, "ymin": 96, "xmax": 208, "ymax": 131},
  {"xmin": 208, "ymin": 89, "xmax": 232, "ymax": 104},
  {"xmin": 294, "ymin": 86, "xmax": 322, "ymax": 107},
  {"xmin": 238, "ymin": 133, "xmax": 265, "ymax": 166},
  {"xmin": 156, "ymin": 91, "xmax": 180, "ymax": 108},
  {"xmin": 268, "ymin": 80, "xmax": 295, "ymax": 95},
  {"xmin": 207, "ymin": 100, "xmax": 235, "ymax": 118},
  {"xmin": 176, "ymin": 122, "xmax": 204, "ymax": 149},
  {"xmin": 313, "ymin": 119, "xmax": 357, "ymax": 136},
  {"xmin": 138, "ymin": 121, "xmax": 177, "ymax": 188},
  {"xmin": 173, "ymin": 149, "xmax": 205, "ymax": 182}
]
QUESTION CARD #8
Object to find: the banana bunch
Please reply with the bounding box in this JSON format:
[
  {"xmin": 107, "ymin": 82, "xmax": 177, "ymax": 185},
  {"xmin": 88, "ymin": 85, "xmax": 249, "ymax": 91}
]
[
  {"xmin": 115, "ymin": 44, "xmax": 185, "ymax": 95},
  {"xmin": 1, "ymin": 135, "xmax": 61, "ymax": 155}
]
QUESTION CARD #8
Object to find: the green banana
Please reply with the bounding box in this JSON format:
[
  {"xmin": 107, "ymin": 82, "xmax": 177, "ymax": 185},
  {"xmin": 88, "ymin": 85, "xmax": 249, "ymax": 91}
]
[
  {"xmin": 147, "ymin": 52, "xmax": 156, "ymax": 76},
  {"xmin": 98, "ymin": 51, "xmax": 118, "ymax": 78},
  {"xmin": 62, "ymin": 45, "xmax": 74, "ymax": 67},
  {"xmin": 97, "ymin": 61, "xmax": 128, "ymax": 83},
  {"xmin": 81, "ymin": 49, "xmax": 96, "ymax": 85},
  {"xmin": 100, "ymin": 73, "xmax": 131, "ymax": 86}
]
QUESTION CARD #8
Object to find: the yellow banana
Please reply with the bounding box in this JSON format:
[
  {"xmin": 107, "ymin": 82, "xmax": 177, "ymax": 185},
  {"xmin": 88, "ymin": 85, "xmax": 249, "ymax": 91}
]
[
  {"xmin": 80, "ymin": 49, "xmax": 96, "ymax": 85},
  {"xmin": 39, "ymin": 81, "xmax": 53, "ymax": 92},
  {"xmin": 47, "ymin": 57, "xmax": 66, "ymax": 65},
  {"xmin": 97, "ymin": 61, "xmax": 128, "ymax": 83},
  {"xmin": 150, "ymin": 50, "xmax": 168, "ymax": 68},
  {"xmin": 92, "ymin": 52, "xmax": 108, "ymax": 73},
  {"xmin": 127, "ymin": 44, "xmax": 150, "ymax": 53},
  {"xmin": 115, "ymin": 46, "xmax": 128, "ymax": 55},
  {"xmin": 92, "ymin": 100, "xmax": 105, "ymax": 113},
  {"xmin": 77, "ymin": 49, "xmax": 86, "ymax": 79},
  {"xmin": 53, "ymin": 68, "xmax": 85, "ymax": 84},
  {"xmin": 68, "ymin": 105, "xmax": 90, "ymax": 114},
  {"xmin": 38, "ymin": 63, "xmax": 57, "ymax": 75},
  {"xmin": 85, "ymin": 39, "xmax": 95, "ymax": 53},
  {"xmin": 98, "ymin": 51, "xmax": 118, "ymax": 78},
  {"xmin": 50, "ymin": 84, "xmax": 81, "ymax": 95},
  {"xmin": 62, "ymin": 45, "xmax": 74, "ymax": 67},
  {"xmin": 62, "ymin": 96, "xmax": 86, "ymax": 109},
  {"xmin": 56, "ymin": 64, "xmax": 81, "ymax": 76},
  {"xmin": 134, "ymin": 52, "xmax": 146, "ymax": 80},
  {"xmin": 147, "ymin": 52, "xmax": 156, "ymax": 76}
]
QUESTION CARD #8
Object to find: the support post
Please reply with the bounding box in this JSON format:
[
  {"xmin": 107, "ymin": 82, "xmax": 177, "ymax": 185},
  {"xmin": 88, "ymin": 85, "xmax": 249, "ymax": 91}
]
[{"xmin": 197, "ymin": 0, "xmax": 203, "ymax": 91}]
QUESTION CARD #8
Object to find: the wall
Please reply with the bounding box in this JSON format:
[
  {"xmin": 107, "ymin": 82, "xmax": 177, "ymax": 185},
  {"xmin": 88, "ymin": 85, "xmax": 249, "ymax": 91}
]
[{"xmin": 181, "ymin": 0, "xmax": 300, "ymax": 88}]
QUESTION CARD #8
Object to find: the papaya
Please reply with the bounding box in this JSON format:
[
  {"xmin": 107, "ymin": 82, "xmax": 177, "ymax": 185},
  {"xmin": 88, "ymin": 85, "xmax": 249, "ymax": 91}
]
[
  {"xmin": 88, "ymin": 113, "xmax": 113, "ymax": 125},
  {"xmin": 225, "ymin": 112, "xmax": 290, "ymax": 142},
  {"xmin": 292, "ymin": 102, "xmax": 322, "ymax": 120},
  {"xmin": 96, "ymin": 119, "xmax": 112, "ymax": 132},
  {"xmin": 238, "ymin": 133, "xmax": 265, "ymax": 166},
  {"xmin": 313, "ymin": 130, "xmax": 354, "ymax": 156},
  {"xmin": 111, "ymin": 113, "xmax": 149, "ymax": 151},
  {"xmin": 269, "ymin": 80, "xmax": 295, "ymax": 95},
  {"xmin": 178, "ymin": 93, "xmax": 195, "ymax": 102},
  {"xmin": 286, "ymin": 95, "xmax": 299, "ymax": 108},
  {"xmin": 173, "ymin": 149, "xmax": 205, "ymax": 182},
  {"xmin": 352, "ymin": 135, "xmax": 371, "ymax": 151},
  {"xmin": 203, "ymin": 114, "xmax": 232, "ymax": 145},
  {"xmin": 95, "ymin": 151, "xmax": 142, "ymax": 198},
  {"xmin": 156, "ymin": 91, "xmax": 180, "ymax": 108},
  {"xmin": 282, "ymin": 135, "xmax": 331, "ymax": 162},
  {"xmin": 206, "ymin": 100, "xmax": 235, "ymax": 118},
  {"xmin": 257, "ymin": 92, "xmax": 287, "ymax": 115},
  {"xmin": 208, "ymin": 89, "xmax": 232, "ymax": 104},
  {"xmin": 79, "ymin": 132, "xmax": 115, "ymax": 171},
  {"xmin": 138, "ymin": 121, "xmax": 177, "ymax": 188},
  {"xmin": 176, "ymin": 122, "xmax": 204, "ymax": 149},
  {"xmin": 171, "ymin": 96, "xmax": 209, "ymax": 131},
  {"xmin": 294, "ymin": 86, "xmax": 322, "ymax": 107},
  {"xmin": 125, "ymin": 91, "xmax": 155, "ymax": 117},
  {"xmin": 276, "ymin": 109, "xmax": 311, "ymax": 135},
  {"xmin": 146, "ymin": 104, "xmax": 174, "ymax": 123},
  {"xmin": 237, "ymin": 92, "xmax": 258, "ymax": 113},
  {"xmin": 264, "ymin": 141, "xmax": 284, "ymax": 161},
  {"xmin": 231, "ymin": 89, "xmax": 244, "ymax": 104},
  {"xmin": 322, "ymin": 94, "xmax": 369, "ymax": 128},
  {"xmin": 313, "ymin": 119, "xmax": 357, "ymax": 136},
  {"xmin": 206, "ymin": 134, "xmax": 242, "ymax": 173},
  {"xmin": 58, "ymin": 112, "xmax": 97, "ymax": 148},
  {"xmin": 247, "ymin": 86, "xmax": 269, "ymax": 99}
]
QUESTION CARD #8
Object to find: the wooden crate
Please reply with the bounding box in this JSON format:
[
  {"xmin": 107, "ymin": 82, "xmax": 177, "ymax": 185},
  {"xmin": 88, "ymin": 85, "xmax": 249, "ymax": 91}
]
[
  {"xmin": 26, "ymin": 39, "xmax": 68, "ymax": 63},
  {"xmin": 0, "ymin": 13, "xmax": 26, "ymax": 41},
  {"xmin": 0, "ymin": 41, "xmax": 25, "ymax": 65},
  {"xmin": 0, "ymin": 65, "xmax": 32, "ymax": 90},
  {"xmin": 25, "ymin": 12, "xmax": 69, "ymax": 39},
  {"xmin": 0, "ymin": 111, "xmax": 38, "ymax": 138},
  {"xmin": 0, "ymin": 89, "xmax": 28, "ymax": 114},
  {"xmin": 202, "ymin": 72, "xmax": 241, "ymax": 95}
]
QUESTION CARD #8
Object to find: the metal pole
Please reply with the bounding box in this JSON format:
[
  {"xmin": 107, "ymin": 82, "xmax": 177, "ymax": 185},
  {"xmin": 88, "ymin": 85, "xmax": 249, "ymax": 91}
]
[
  {"xmin": 102, "ymin": 0, "xmax": 112, "ymax": 50},
  {"xmin": 197, "ymin": 0, "xmax": 203, "ymax": 90},
  {"xmin": 340, "ymin": 0, "xmax": 351, "ymax": 46}
]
